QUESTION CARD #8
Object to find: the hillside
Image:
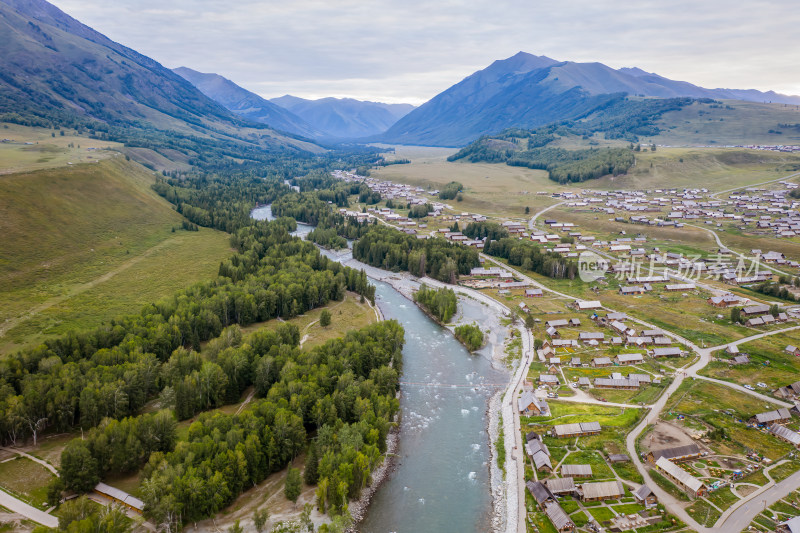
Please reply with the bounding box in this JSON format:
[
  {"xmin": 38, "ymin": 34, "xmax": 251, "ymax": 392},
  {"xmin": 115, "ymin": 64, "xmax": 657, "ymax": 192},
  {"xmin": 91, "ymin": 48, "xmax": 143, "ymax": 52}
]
[
  {"xmin": 379, "ymin": 51, "xmax": 800, "ymax": 146},
  {"xmin": 270, "ymin": 95, "xmax": 415, "ymax": 139},
  {"xmin": 0, "ymin": 0, "xmax": 323, "ymax": 166},
  {"xmin": 173, "ymin": 67, "xmax": 322, "ymax": 139},
  {"xmin": 0, "ymin": 151, "xmax": 231, "ymax": 354}
]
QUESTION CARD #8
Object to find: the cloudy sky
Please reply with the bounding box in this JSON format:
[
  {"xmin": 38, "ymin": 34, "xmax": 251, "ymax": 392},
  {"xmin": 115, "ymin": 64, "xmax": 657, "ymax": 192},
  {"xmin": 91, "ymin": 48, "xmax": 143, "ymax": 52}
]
[{"xmin": 50, "ymin": 0, "xmax": 800, "ymax": 105}]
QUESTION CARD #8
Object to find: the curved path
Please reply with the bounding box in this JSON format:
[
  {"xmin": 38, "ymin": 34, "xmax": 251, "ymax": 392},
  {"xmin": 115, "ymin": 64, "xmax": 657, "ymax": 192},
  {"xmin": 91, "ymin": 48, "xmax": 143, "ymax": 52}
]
[
  {"xmin": 0, "ymin": 446, "xmax": 59, "ymax": 476},
  {"xmin": 528, "ymin": 201, "xmax": 567, "ymax": 229},
  {"xmin": 709, "ymin": 171, "xmax": 800, "ymax": 199},
  {"xmin": 623, "ymin": 325, "xmax": 797, "ymax": 533},
  {"xmin": 0, "ymin": 488, "xmax": 58, "ymax": 528},
  {"xmin": 684, "ymin": 222, "xmax": 792, "ymax": 277}
]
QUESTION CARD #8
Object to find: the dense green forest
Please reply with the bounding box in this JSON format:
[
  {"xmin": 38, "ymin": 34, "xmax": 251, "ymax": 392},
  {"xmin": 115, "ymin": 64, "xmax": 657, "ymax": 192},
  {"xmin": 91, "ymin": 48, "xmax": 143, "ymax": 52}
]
[
  {"xmin": 447, "ymin": 97, "xmax": 701, "ymax": 182},
  {"xmin": 484, "ymin": 238, "xmax": 578, "ymax": 279},
  {"xmin": 507, "ymin": 146, "xmax": 634, "ymax": 183},
  {"xmin": 448, "ymin": 97, "xmax": 697, "ymax": 165},
  {"xmin": 414, "ymin": 285, "xmax": 458, "ymax": 323},
  {"xmin": 49, "ymin": 320, "xmax": 403, "ymax": 528},
  {"xmin": 449, "ymin": 136, "xmax": 633, "ymax": 183},
  {"xmin": 352, "ymin": 226, "xmax": 479, "ymax": 283}
]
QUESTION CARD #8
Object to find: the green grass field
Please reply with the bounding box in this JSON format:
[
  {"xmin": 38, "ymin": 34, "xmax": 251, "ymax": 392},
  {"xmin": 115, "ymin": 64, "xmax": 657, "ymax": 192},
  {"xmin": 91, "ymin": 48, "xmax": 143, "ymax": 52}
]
[
  {"xmin": 701, "ymin": 329, "xmax": 800, "ymax": 390},
  {"xmin": 0, "ymin": 156, "xmax": 233, "ymax": 355},
  {"xmin": 0, "ymin": 457, "xmax": 54, "ymax": 510},
  {"xmin": 0, "ymin": 123, "xmax": 120, "ymax": 174},
  {"xmin": 374, "ymin": 144, "xmax": 800, "ymax": 223},
  {"xmin": 686, "ymin": 498, "xmax": 722, "ymax": 527},
  {"xmin": 706, "ymin": 486, "xmax": 739, "ymax": 508},
  {"xmin": 666, "ymin": 381, "xmax": 794, "ymax": 460},
  {"xmin": 650, "ymin": 100, "xmax": 800, "ymax": 147},
  {"xmin": 241, "ymin": 292, "xmax": 378, "ymax": 350},
  {"xmin": 560, "ymin": 450, "xmax": 615, "ymax": 479}
]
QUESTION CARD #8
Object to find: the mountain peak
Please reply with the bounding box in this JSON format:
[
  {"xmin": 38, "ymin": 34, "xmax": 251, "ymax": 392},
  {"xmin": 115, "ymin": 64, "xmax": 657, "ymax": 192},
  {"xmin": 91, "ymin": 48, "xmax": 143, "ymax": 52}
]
[
  {"xmin": 486, "ymin": 52, "xmax": 559, "ymax": 76},
  {"xmin": 618, "ymin": 66, "xmax": 652, "ymax": 77},
  {"xmin": 172, "ymin": 68, "xmax": 321, "ymax": 138}
]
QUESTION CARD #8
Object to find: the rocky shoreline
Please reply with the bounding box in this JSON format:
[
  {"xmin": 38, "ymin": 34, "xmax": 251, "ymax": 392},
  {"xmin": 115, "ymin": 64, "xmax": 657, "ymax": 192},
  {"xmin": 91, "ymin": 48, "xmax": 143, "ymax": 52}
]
[
  {"xmin": 346, "ymin": 424, "xmax": 399, "ymax": 530},
  {"xmin": 487, "ymin": 389, "xmax": 507, "ymax": 533}
]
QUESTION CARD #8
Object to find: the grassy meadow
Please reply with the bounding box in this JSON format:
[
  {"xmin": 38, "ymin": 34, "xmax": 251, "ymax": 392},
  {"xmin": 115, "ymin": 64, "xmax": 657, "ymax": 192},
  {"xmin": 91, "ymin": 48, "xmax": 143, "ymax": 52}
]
[
  {"xmin": 0, "ymin": 123, "xmax": 120, "ymax": 175},
  {"xmin": 0, "ymin": 155, "xmax": 233, "ymax": 355}
]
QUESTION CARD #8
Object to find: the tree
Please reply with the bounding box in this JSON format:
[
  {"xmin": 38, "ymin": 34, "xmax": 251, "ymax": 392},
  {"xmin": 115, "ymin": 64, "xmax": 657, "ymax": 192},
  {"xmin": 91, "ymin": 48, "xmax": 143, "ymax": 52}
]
[
  {"xmin": 227, "ymin": 520, "xmax": 244, "ymax": 533},
  {"xmin": 320, "ymin": 310, "xmax": 332, "ymax": 328},
  {"xmin": 285, "ymin": 467, "xmax": 302, "ymax": 504},
  {"xmin": 46, "ymin": 477, "xmax": 66, "ymax": 507},
  {"xmin": 730, "ymin": 307, "xmax": 741, "ymax": 324},
  {"xmin": 525, "ymin": 206, "xmax": 530, "ymax": 214},
  {"xmin": 299, "ymin": 503, "xmax": 314, "ymax": 532},
  {"xmin": 60, "ymin": 440, "xmax": 99, "ymax": 492},
  {"xmin": 304, "ymin": 444, "xmax": 319, "ymax": 485},
  {"xmin": 253, "ymin": 508, "xmax": 270, "ymax": 533}
]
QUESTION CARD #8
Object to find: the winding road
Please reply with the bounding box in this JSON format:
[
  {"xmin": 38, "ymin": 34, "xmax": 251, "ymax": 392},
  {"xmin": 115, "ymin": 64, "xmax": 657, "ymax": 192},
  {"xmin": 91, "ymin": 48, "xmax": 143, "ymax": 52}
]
[{"xmin": 488, "ymin": 202, "xmax": 800, "ymax": 532}]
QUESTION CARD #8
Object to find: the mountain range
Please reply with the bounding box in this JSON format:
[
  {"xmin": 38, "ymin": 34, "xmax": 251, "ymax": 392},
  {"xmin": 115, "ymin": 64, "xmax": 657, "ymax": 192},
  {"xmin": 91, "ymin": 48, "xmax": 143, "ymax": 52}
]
[
  {"xmin": 173, "ymin": 67, "xmax": 323, "ymax": 139},
  {"xmin": 269, "ymin": 95, "xmax": 415, "ymax": 139},
  {"xmin": 3, "ymin": 0, "xmax": 800, "ymax": 153},
  {"xmin": 172, "ymin": 67, "xmax": 415, "ymax": 140},
  {"xmin": 0, "ymin": 0, "xmax": 322, "ymax": 160},
  {"xmin": 378, "ymin": 52, "xmax": 800, "ymax": 146}
]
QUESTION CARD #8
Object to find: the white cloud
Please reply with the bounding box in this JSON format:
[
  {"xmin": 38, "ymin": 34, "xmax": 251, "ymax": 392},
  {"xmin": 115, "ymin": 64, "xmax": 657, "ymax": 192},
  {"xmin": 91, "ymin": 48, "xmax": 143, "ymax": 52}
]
[{"xmin": 48, "ymin": 0, "xmax": 800, "ymax": 104}]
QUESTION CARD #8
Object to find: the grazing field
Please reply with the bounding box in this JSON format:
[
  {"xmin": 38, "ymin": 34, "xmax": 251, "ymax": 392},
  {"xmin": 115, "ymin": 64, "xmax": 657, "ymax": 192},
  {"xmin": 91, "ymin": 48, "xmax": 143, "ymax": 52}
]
[
  {"xmin": 1, "ymin": 228, "xmax": 231, "ymax": 354},
  {"xmin": 651, "ymin": 100, "xmax": 800, "ymax": 147},
  {"xmin": 0, "ymin": 156, "xmax": 233, "ymax": 355},
  {"xmin": 0, "ymin": 122, "xmax": 120, "ymax": 174}
]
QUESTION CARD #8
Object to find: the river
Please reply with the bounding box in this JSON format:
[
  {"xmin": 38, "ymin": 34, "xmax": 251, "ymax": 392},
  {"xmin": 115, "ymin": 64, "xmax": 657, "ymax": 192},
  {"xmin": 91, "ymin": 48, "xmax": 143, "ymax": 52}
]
[
  {"xmin": 359, "ymin": 280, "xmax": 505, "ymax": 533},
  {"xmin": 251, "ymin": 204, "xmax": 314, "ymax": 238},
  {"xmin": 252, "ymin": 204, "xmax": 506, "ymax": 532}
]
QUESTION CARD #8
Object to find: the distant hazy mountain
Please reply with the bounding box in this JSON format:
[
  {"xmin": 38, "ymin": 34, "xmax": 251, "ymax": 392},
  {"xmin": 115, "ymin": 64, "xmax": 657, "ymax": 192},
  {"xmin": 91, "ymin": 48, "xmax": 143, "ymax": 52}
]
[
  {"xmin": 0, "ymin": 0, "xmax": 319, "ymax": 155},
  {"xmin": 379, "ymin": 52, "xmax": 800, "ymax": 146},
  {"xmin": 173, "ymin": 67, "xmax": 322, "ymax": 139},
  {"xmin": 270, "ymin": 95, "xmax": 416, "ymax": 139}
]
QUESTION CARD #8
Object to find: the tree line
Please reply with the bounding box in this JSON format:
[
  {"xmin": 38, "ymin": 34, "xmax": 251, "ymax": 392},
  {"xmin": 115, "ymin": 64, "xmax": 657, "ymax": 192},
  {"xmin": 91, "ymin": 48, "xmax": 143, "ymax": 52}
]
[
  {"xmin": 507, "ymin": 146, "xmax": 635, "ymax": 184},
  {"xmin": 462, "ymin": 221, "xmax": 510, "ymax": 242},
  {"xmin": 352, "ymin": 226, "xmax": 479, "ymax": 283},
  {"xmin": 438, "ymin": 181, "xmax": 463, "ymax": 200},
  {"xmin": 484, "ymin": 238, "xmax": 579, "ymax": 279}
]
